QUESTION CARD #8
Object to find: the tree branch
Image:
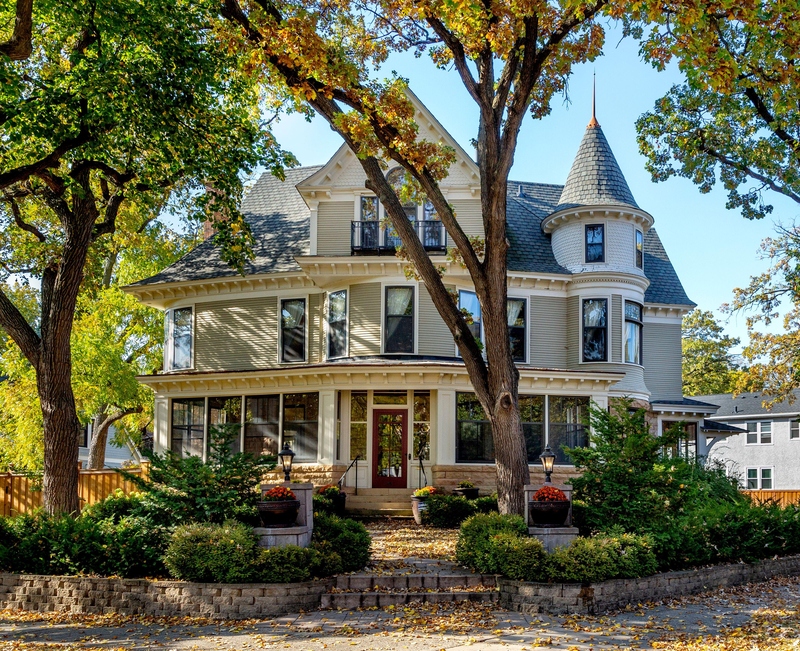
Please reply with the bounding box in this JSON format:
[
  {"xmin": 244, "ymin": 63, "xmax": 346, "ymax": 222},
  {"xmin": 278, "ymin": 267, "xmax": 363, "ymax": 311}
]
[
  {"xmin": 424, "ymin": 16, "xmax": 482, "ymax": 106},
  {"xmin": 2, "ymin": 191, "xmax": 46, "ymax": 241},
  {"xmin": 0, "ymin": 286, "xmax": 40, "ymax": 367},
  {"xmin": 0, "ymin": 0, "xmax": 33, "ymax": 61}
]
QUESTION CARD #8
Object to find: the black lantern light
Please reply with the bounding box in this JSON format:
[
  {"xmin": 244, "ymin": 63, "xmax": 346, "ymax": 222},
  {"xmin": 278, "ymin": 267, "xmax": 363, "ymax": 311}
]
[
  {"xmin": 278, "ymin": 443, "xmax": 295, "ymax": 482},
  {"xmin": 539, "ymin": 446, "xmax": 555, "ymax": 484}
]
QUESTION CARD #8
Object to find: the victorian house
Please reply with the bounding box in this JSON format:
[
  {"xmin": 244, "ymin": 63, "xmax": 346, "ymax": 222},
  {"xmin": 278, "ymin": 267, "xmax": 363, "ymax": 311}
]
[{"xmin": 125, "ymin": 94, "xmax": 713, "ymax": 509}]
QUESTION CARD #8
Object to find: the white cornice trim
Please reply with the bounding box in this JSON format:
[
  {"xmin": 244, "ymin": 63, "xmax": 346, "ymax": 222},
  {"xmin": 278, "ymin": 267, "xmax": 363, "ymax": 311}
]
[
  {"xmin": 567, "ymin": 271, "xmax": 650, "ymax": 292},
  {"xmin": 644, "ymin": 304, "xmax": 694, "ymax": 318},
  {"xmin": 541, "ymin": 205, "xmax": 655, "ymax": 234}
]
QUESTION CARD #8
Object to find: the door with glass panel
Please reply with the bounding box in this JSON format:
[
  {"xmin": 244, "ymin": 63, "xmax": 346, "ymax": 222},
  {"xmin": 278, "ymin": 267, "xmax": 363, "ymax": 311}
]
[{"xmin": 372, "ymin": 409, "xmax": 408, "ymax": 488}]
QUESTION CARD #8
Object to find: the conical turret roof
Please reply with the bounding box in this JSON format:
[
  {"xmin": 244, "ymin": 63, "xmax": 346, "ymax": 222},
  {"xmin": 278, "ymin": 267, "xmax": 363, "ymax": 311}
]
[{"xmin": 555, "ymin": 119, "xmax": 639, "ymax": 212}]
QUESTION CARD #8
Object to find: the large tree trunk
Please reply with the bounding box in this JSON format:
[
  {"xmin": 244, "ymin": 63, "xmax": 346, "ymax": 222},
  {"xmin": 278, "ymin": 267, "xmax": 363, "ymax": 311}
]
[{"xmin": 88, "ymin": 408, "xmax": 109, "ymax": 470}]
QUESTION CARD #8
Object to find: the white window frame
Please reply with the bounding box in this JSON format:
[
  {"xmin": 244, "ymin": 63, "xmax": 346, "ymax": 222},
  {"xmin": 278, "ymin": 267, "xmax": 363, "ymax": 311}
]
[
  {"xmin": 745, "ymin": 420, "xmax": 773, "ymax": 445},
  {"xmin": 790, "ymin": 419, "xmax": 800, "ymax": 440},
  {"xmin": 585, "ymin": 223, "xmax": 605, "ymax": 264},
  {"xmin": 382, "ymin": 283, "xmax": 417, "ymax": 355},
  {"xmin": 580, "ymin": 295, "xmax": 610, "ymax": 363},
  {"xmin": 327, "ymin": 288, "xmax": 349, "ymax": 359},
  {"xmin": 507, "ymin": 295, "xmax": 528, "ymax": 364},
  {"xmin": 635, "ymin": 229, "xmax": 644, "ymax": 270},
  {"xmin": 746, "ymin": 466, "xmax": 774, "ymax": 490},
  {"xmin": 279, "ymin": 296, "xmax": 308, "ymax": 364},
  {"xmin": 456, "ymin": 289, "xmax": 483, "ymax": 356},
  {"xmin": 164, "ymin": 305, "xmax": 195, "ymax": 372},
  {"xmin": 623, "ymin": 300, "xmax": 643, "ymax": 366}
]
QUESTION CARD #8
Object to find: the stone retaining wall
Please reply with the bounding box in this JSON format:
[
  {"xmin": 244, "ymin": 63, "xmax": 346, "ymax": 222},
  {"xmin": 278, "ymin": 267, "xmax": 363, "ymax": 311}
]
[
  {"xmin": 0, "ymin": 574, "xmax": 332, "ymax": 620},
  {"xmin": 499, "ymin": 554, "xmax": 800, "ymax": 615}
]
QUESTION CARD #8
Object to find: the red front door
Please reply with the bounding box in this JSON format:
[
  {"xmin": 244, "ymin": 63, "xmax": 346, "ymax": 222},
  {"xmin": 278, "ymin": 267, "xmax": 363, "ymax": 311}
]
[{"xmin": 372, "ymin": 409, "xmax": 408, "ymax": 488}]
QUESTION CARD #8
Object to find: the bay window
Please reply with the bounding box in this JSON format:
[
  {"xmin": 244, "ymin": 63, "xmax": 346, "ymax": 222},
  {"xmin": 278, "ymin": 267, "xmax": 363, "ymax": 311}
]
[
  {"xmin": 282, "ymin": 392, "xmax": 319, "ymax": 462},
  {"xmin": 165, "ymin": 307, "xmax": 193, "ymax": 371},
  {"xmin": 281, "ymin": 298, "xmax": 306, "ymax": 362},
  {"xmin": 582, "ymin": 298, "xmax": 608, "ymax": 362},
  {"xmin": 385, "ymin": 286, "xmax": 414, "ymax": 353},
  {"xmin": 328, "ymin": 290, "xmax": 348, "ymax": 359},
  {"xmin": 624, "ymin": 301, "xmax": 643, "ymax": 365}
]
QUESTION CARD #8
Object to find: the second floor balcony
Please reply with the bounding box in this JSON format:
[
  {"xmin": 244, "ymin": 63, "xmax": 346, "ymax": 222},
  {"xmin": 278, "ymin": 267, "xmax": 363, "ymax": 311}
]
[{"xmin": 351, "ymin": 220, "xmax": 448, "ymax": 255}]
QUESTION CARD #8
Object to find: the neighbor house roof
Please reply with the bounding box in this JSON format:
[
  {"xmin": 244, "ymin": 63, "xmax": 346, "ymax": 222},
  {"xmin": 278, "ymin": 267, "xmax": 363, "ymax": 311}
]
[
  {"xmin": 130, "ymin": 164, "xmax": 694, "ymax": 307},
  {"xmin": 694, "ymin": 390, "xmax": 800, "ymax": 418},
  {"xmin": 555, "ymin": 124, "xmax": 639, "ymax": 212},
  {"xmin": 701, "ymin": 419, "xmax": 747, "ymax": 434}
]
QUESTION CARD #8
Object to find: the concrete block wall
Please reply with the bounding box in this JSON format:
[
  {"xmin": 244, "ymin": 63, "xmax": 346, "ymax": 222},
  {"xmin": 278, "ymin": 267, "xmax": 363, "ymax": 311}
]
[
  {"xmin": 0, "ymin": 574, "xmax": 332, "ymax": 620},
  {"xmin": 499, "ymin": 554, "xmax": 800, "ymax": 615}
]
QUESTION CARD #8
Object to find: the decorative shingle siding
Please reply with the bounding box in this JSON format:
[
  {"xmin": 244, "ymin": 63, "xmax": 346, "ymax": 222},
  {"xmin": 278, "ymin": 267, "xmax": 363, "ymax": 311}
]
[
  {"xmin": 530, "ymin": 295, "xmax": 567, "ymax": 368},
  {"xmin": 317, "ymin": 201, "xmax": 354, "ymax": 256},
  {"xmin": 611, "ymin": 295, "xmax": 622, "ymax": 363},
  {"xmin": 550, "ymin": 221, "xmax": 583, "ymax": 269},
  {"xmin": 643, "ymin": 322, "xmax": 683, "ymax": 401},
  {"xmin": 566, "ymin": 296, "xmax": 580, "ymax": 368},
  {"xmin": 349, "ymin": 283, "xmax": 381, "ymax": 356},
  {"xmin": 607, "ymin": 221, "xmax": 634, "ymax": 268},
  {"xmin": 418, "ymin": 285, "xmax": 454, "ymax": 357},
  {"xmin": 195, "ymin": 297, "xmax": 278, "ymax": 371}
]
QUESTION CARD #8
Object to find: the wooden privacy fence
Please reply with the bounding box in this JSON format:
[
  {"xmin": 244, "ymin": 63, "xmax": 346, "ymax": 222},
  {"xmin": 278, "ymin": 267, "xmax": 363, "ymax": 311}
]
[
  {"xmin": 1, "ymin": 465, "xmax": 148, "ymax": 517},
  {"xmin": 743, "ymin": 490, "xmax": 800, "ymax": 507}
]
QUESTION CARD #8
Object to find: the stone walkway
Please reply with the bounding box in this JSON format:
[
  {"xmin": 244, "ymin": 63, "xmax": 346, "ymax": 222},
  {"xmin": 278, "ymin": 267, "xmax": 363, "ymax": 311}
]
[{"xmin": 3, "ymin": 574, "xmax": 799, "ymax": 650}]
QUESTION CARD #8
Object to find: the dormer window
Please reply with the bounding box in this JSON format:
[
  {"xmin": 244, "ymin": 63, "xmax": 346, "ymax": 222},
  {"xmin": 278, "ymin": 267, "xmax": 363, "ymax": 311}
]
[
  {"xmin": 635, "ymin": 229, "xmax": 643, "ymax": 269},
  {"xmin": 585, "ymin": 224, "xmax": 604, "ymax": 263},
  {"xmin": 165, "ymin": 307, "xmax": 193, "ymax": 371}
]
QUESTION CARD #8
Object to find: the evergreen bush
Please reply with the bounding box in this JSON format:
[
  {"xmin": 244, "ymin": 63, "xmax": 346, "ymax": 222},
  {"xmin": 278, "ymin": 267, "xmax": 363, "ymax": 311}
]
[
  {"xmin": 455, "ymin": 512, "xmax": 527, "ymax": 572},
  {"xmin": 421, "ymin": 495, "xmax": 476, "ymax": 528},
  {"xmin": 312, "ymin": 512, "xmax": 371, "ymax": 572},
  {"xmin": 164, "ymin": 521, "xmax": 259, "ymax": 583}
]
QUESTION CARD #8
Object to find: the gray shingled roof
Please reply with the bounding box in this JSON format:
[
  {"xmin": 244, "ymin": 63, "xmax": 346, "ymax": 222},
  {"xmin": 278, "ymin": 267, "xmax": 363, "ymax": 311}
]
[
  {"xmin": 702, "ymin": 419, "xmax": 747, "ymax": 433},
  {"xmin": 130, "ymin": 165, "xmax": 693, "ymax": 307},
  {"xmin": 556, "ymin": 125, "xmax": 639, "ymax": 211},
  {"xmin": 129, "ymin": 166, "xmax": 322, "ymax": 286},
  {"xmin": 694, "ymin": 390, "xmax": 800, "ymax": 417}
]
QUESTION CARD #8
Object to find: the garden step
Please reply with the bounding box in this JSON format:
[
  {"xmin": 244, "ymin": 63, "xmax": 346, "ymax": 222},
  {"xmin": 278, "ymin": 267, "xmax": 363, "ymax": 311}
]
[
  {"xmin": 335, "ymin": 573, "xmax": 497, "ymax": 591},
  {"xmin": 346, "ymin": 507, "xmax": 413, "ymax": 516},
  {"xmin": 320, "ymin": 590, "xmax": 498, "ymax": 609}
]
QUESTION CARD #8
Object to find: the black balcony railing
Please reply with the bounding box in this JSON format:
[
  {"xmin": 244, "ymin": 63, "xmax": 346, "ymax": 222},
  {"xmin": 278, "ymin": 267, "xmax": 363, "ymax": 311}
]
[{"xmin": 351, "ymin": 220, "xmax": 447, "ymax": 254}]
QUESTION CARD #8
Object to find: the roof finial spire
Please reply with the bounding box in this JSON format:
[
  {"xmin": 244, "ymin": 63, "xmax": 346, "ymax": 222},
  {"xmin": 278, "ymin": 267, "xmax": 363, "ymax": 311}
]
[{"xmin": 588, "ymin": 71, "xmax": 600, "ymax": 128}]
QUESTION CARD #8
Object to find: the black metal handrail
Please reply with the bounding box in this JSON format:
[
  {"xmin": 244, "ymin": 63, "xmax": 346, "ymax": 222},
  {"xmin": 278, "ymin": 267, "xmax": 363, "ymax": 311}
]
[
  {"xmin": 351, "ymin": 221, "xmax": 447, "ymax": 254},
  {"xmin": 337, "ymin": 455, "xmax": 360, "ymax": 495}
]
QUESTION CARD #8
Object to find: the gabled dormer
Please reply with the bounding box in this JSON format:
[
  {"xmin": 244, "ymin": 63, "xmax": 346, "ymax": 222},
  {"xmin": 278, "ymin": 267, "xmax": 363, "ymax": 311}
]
[{"xmin": 296, "ymin": 90, "xmax": 483, "ymax": 258}]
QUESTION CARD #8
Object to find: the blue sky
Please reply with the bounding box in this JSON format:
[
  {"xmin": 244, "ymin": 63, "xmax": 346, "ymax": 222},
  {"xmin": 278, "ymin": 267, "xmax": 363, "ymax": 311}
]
[{"xmin": 270, "ymin": 21, "xmax": 797, "ymax": 351}]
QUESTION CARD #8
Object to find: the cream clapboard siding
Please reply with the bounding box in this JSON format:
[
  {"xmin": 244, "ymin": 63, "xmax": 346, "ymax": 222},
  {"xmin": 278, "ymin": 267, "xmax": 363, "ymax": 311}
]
[
  {"xmin": 195, "ymin": 297, "xmax": 277, "ymax": 371},
  {"xmin": 612, "ymin": 295, "xmax": 623, "ymax": 363},
  {"xmin": 530, "ymin": 295, "xmax": 567, "ymax": 368},
  {"xmin": 317, "ymin": 201, "xmax": 354, "ymax": 256},
  {"xmin": 566, "ymin": 296, "xmax": 580, "ymax": 368},
  {"xmin": 644, "ymin": 322, "xmax": 683, "ymax": 401},
  {"xmin": 450, "ymin": 199, "xmax": 484, "ymax": 238},
  {"xmin": 308, "ymin": 293, "xmax": 322, "ymax": 363},
  {"xmin": 418, "ymin": 285, "xmax": 454, "ymax": 357},
  {"xmin": 582, "ymin": 362, "xmax": 649, "ymax": 395},
  {"xmin": 349, "ymin": 282, "xmax": 381, "ymax": 356}
]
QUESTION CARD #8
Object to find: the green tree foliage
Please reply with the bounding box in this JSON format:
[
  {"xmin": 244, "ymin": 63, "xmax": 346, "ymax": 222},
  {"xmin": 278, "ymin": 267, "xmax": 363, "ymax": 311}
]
[
  {"xmin": 0, "ymin": 0, "xmax": 295, "ymax": 512},
  {"xmin": 726, "ymin": 226, "xmax": 800, "ymax": 405},
  {"xmin": 681, "ymin": 309, "xmax": 742, "ymax": 396},
  {"xmin": 633, "ymin": 0, "xmax": 800, "ymax": 219}
]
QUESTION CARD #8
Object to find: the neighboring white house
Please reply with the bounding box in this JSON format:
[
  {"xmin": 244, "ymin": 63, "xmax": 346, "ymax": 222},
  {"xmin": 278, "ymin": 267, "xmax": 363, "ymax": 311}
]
[
  {"xmin": 77, "ymin": 423, "xmax": 139, "ymax": 469},
  {"xmin": 696, "ymin": 391, "xmax": 800, "ymax": 490},
  {"xmin": 124, "ymin": 92, "xmax": 715, "ymax": 499}
]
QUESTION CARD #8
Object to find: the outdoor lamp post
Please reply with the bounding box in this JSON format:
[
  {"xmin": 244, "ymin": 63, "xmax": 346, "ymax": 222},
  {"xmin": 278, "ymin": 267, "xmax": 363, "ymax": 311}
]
[
  {"xmin": 539, "ymin": 446, "xmax": 555, "ymax": 484},
  {"xmin": 278, "ymin": 443, "xmax": 295, "ymax": 482}
]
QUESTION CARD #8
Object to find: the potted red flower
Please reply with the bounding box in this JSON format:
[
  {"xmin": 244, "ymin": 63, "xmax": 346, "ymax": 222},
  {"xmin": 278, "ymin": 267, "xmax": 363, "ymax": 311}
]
[
  {"xmin": 257, "ymin": 486, "xmax": 301, "ymax": 528},
  {"xmin": 529, "ymin": 485, "xmax": 570, "ymax": 527}
]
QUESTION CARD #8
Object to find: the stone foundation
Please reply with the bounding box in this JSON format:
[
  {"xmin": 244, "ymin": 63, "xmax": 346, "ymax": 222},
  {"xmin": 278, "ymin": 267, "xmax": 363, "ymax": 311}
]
[
  {"xmin": 261, "ymin": 465, "xmax": 346, "ymax": 487},
  {"xmin": 431, "ymin": 465, "xmax": 579, "ymax": 494},
  {"xmin": 499, "ymin": 554, "xmax": 800, "ymax": 615},
  {"xmin": 0, "ymin": 574, "xmax": 332, "ymax": 619}
]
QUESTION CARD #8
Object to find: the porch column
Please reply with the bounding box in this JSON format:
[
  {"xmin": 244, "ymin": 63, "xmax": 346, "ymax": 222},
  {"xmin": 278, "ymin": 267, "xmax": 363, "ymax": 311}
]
[
  {"xmin": 436, "ymin": 389, "xmax": 456, "ymax": 465},
  {"xmin": 154, "ymin": 395, "xmax": 169, "ymax": 454},
  {"xmin": 318, "ymin": 389, "xmax": 336, "ymax": 465}
]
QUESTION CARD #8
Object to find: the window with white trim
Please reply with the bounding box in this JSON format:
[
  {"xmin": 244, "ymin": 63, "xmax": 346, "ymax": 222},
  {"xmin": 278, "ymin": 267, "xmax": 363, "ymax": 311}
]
[
  {"xmin": 746, "ymin": 421, "xmax": 772, "ymax": 444},
  {"xmin": 582, "ymin": 298, "xmax": 607, "ymax": 362},
  {"xmin": 385, "ymin": 286, "xmax": 414, "ymax": 353},
  {"xmin": 328, "ymin": 290, "xmax": 348, "ymax": 359},
  {"xmin": 165, "ymin": 307, "xmax": 193, "ymax": 371},
  {"xmin": 624, "ymin": 301, "xmax": 643, "ymax": 365},
  {"xmin": 507, "ymin": 298, "xmax": 526, "ymax": 362},
  {"xmin": 458, "ymin": 290, "xmax": 482, "ymax": 349},
  {"xmin": 281, "ymin": 298, "xmax": 306, "ymax": 362},
  {"xmin": 791, "ymin": 419, "xmax": 799, "ymax": 440},
  {"xmin": 585, "ymin": 224, "xmax": 604, "ymax": 263},
  {"xmin": 635, "ymin": 229, "xmax": 644, "ymax": 269},
  {"xmin": 746, "ymin": 467, "xmax": 773, "ymax": 490}
]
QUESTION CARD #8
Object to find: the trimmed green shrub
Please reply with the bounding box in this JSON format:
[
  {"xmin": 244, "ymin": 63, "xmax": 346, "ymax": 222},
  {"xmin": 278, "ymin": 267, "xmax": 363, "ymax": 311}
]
[
  {"xmin": 312, "ymin": 493, "xmax": 335, "ymax": 515},
  {"xmin": 312, "ymin": 513, "xmax": 371, "ymax": 572},
  {"xmin": 101, "ymin": 516, "xmax": 169, "ymax": 578},
  {"xmin": 456, "ymin": 513, "xmax": 527, "ymax": 572},
  {"xmin": 81, "ymin": 489, "xmax": 144, "ymax": 524},
  {"xmin": 421, "ymin": 495, "xmax": 476, "ymax": 528},
  {"xmin": 164, "ymin": 522, "xmax": 258, "ymax": 583},
  {"xmin": 474, "ymin": 494, "xmax": 499, "ymax": 514},
  {"xmin": 489, "ymin": 533, "xmax": 546, "ymax": 581},
  {"xmin": 253, "ymin": 545, "xmax": 315, "ymax": 583},
  {"xmin": 547, "ymin": 533, "xmax": 657, "ymax": 583}
]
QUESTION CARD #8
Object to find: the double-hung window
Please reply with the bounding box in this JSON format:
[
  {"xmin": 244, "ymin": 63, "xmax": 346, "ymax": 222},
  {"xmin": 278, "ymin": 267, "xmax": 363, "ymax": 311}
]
[
  {"xmin": 328, "ymin": 290, "xmax": 348, "ymax": 359},
  {"xmin": 585, "ymin": 224, "xmax": 604, "ymax": 263},
  {"xmin": 385, "ymin": 287, "xmax": 415, "ymax": 353},
  {"xmin": 746, "ymin": 467, "xmax": 773, "ymax": 489},
  {"xmin": 582, "ymin": 298, "xmax": 608, "ymax": 362},
  {"xmin": 791, "ymin": 420, "xmax": 800, "ymax": 440},
  {"xmin": 507, "ymin": 298, "xmax": 526, "ymax": 362},
  {"xmin": 624, "ymin": 302, "xmax": 643, "ymax": 365},
  {"xmin": 635, "ymin": 230, "xmax": 644, "ymax": 269},
  {"xmin": 746, "ymin": 421, "xmax": 772, "ymax": 444},
  {"xmin": 165, "ymin": 307, "xmax": 193, "ymax": 371},
  {"xmin": 458, "ymin": 290, "xmax": 482, "ymax": 349},
  {"xmin": 281, "ymin": 298, "xmax": 306, "ymax": 362}
]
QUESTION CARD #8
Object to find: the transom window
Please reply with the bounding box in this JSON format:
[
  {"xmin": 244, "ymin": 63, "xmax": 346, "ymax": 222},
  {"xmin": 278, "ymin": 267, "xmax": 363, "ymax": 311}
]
[
  {"xmin": 165, "ymin": 307, "xmax": 193, "ymax": 371},
  {"xmin": 585, "ymin": 224, "xmax": 604, "ymax": 263},
  {"xmin": 583, "ymin": 298, "xmax": 608, "ymax": 362},
  {"xmin": 635, "ymin": 230, "xmax": 644, "ymax": 269},
  {"xmin": 746, "ymin": 467, "xmax": 773, "ymax": 490},
  {"xmin": 385, "ymin": 286, "xmax": 415, "ymax": 353},
  {"xmin": 328, "ymin": 290, "xmax": 348, "ymax": 359},
  {"xmin": 624, "ymin": 302, "xmax": 643, "ymax": 365},
  {"xmin": 746, "ymin": 421, "xmax": 772, "ymax": 445},
  {"xmin": 281, "ymin": 298, "xmax": 306, "ymax": 362}
]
